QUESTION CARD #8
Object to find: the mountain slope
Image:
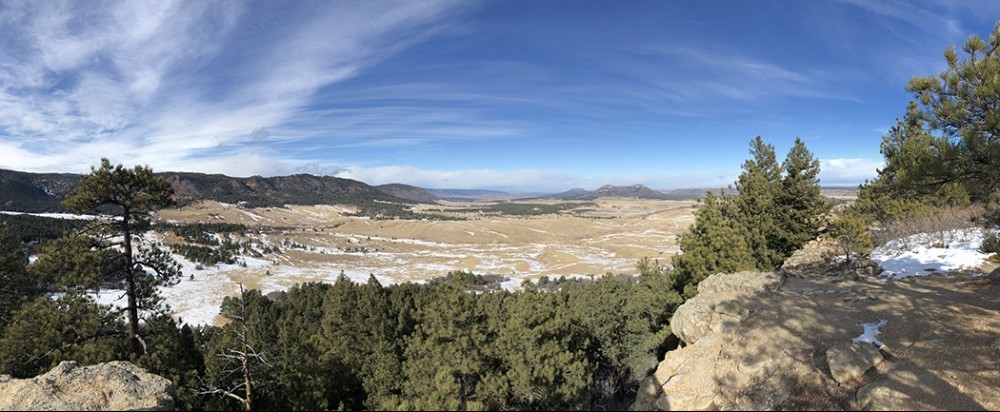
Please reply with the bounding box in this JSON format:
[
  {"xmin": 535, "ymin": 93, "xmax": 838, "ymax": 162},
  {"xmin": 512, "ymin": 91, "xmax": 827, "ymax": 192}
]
[
  {"xmin": 0, "ymin": 169, "xmax": 429, "ymax": 212},
  {"xmin": 548, "ymin": 184, "xmax": 674, "ymax": 200},
  {"xmin": 0, "ymin": 170, "xmax": 80, "ymax": 212},
  {"xmin": 163, "ymin": 172, "xmax": 413, "ymax": 208},
  {"xmin": 376, "ymin": 184, "xmax": 439, "ymax": 204}
]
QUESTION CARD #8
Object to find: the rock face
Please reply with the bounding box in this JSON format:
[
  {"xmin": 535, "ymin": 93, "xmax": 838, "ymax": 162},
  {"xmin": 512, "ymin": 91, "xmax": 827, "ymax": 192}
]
[
  {"xmin": 780, "ymin": 239, "xmax": 831, "ymax": 276},
  {"xmin": 0, "ymin": 361, "xmax": 175, "ymax": 411},
  {"xmin": 632, "ymin": 271, "xmax": 836, "ymax": 411},
  {"xmin": 632, "ymin": 268, "xmax": 1000, "ymax": 411},
  {"xmin": 670, "ymin": 271, "xmax": 782, "ymax": 345}
]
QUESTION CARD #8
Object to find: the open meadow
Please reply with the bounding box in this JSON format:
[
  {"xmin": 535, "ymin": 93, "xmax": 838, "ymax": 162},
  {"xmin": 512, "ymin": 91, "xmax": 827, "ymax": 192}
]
[{"xmin": 152, "ymin": 198, "xmax": 697, "ymax": 325}]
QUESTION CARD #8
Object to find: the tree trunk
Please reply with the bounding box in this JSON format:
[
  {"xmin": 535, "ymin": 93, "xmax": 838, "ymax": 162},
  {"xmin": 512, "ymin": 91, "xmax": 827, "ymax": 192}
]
[{"xmin": 122, "ymin": 210, "xmax": 142, "ymax": 358}]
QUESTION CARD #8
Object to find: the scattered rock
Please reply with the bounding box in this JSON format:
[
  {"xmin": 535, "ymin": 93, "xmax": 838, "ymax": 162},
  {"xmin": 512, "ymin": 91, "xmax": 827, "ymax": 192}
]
[
  {"xmin": 844, "ymin": 258, "xmax": 883, "ymax": 279},
  {"xmin": 0, "ymin": 361, "xmax": 175, "ymax": 411},
  {"xmin": 826, "ymin": 343, "xmax": 884, "ymax": 386},
  {"xmin": 990, "ymin": 337, "xmax": 1000, "ymax": 354}
]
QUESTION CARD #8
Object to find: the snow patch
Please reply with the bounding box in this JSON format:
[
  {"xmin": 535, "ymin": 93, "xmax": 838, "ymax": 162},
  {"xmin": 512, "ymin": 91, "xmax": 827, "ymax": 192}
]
[
  {"xmin": 0, "ymin": 210, "xmax": 105, "ymax": 220},
  {"xmin": 236, "ymin": 209, "xmax": 264, "ymax": 222},
  {"xmin": 871, "ymin": 228, "xmax": 993, "ymax": 279},
  {"xmin": 852, "ymin": 319, "xmax": 887, "ymax": 349}
]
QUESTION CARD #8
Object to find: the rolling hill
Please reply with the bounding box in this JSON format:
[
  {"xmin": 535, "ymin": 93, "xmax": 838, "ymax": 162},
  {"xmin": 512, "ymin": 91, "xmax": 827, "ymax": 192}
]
[{"xmin": 0, "ymin": 169, "xmax": 434, "ymax": 213}]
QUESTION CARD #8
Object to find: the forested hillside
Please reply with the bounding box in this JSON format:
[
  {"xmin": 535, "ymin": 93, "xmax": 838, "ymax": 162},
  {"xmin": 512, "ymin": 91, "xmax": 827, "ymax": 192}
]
[{"xmin": 0, "ymin": 169, "xmax": 433, "ymax": 217}]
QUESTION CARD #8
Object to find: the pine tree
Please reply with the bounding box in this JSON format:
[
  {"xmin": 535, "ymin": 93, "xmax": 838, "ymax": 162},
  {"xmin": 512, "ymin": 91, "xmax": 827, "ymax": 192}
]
[
  {"xmin": 904, "ymin": 22, "xmax": 1000, "ymax": 203},
  {"xmin": 0, "ymin": 294, "xmax": 126, "ymax": 378},
  {"xmin": 52, "ymin": 158, "xmax": 180, "ymax": 358},
  {"xmin": 733, "ymin": 136, "xmax": 783, "ymax": 270},
  {"xmin": 0, "ymin": 226, "xmax": 35, "ymax": 331},
  {"xmin": 774, "ymin": 138, "xmax": 827, "ymax": 256},
  {"xmin": 399, "ymin": 285, "xmax": 491, "ymax": 410},
  {"xmin": 673, "ymin": 191, "xmax": 756, "ymax": 297},
  {"xmin": 828, "ymin": 214, "xmax": 873, "ymax": 263},
  {"xmin": 480, "ymin": 291, "xmax": 592, "ymax": 410},
  {"xmin": 319, "ymin": 274, "xmax": 401, "ymax": 409},
  {"xmin": 856, "ymin": 23, "xmax": 1000, "ymax": 221},
  {"xmin": 201, "ymin": 286, "xmax": 280, "ymax": 411}
]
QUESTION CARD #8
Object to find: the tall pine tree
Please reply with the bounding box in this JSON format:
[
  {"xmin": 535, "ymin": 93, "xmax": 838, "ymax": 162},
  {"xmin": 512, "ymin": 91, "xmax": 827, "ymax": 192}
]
[
  {"xmin": 903, "ymin": 23, "xmax": 1000, "ymax": 203},
  {"xmin": 733, "ymin": 136, "xmax": 783, "ymax": 270},
  {"xmin": 855, "ymin": 23, "xmax": 1000, "ymax": 221},
  {"xmin": 774, "ymin": 138, "xmax": 827, "ymax": 256},
  {"xmin": 50, "ymin": 158, "xmax": 180, "ymax": 358},
  {"xmin": 399, "ymin": 284, "xmax": 492, "ymax": 410},
  {"xmin": 673, "ymin": 191, "xmax": 756, "ymax": 297}
]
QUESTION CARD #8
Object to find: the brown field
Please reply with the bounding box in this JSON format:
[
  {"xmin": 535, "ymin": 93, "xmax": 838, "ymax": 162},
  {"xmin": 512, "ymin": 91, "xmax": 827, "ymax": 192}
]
[
  {"xmin": 158, "ymin": 198, "xmax": 695, "ymax": 280},
  {"xmin": 152, "ymin": 199, "xmax": 696, "ymax": 325}
]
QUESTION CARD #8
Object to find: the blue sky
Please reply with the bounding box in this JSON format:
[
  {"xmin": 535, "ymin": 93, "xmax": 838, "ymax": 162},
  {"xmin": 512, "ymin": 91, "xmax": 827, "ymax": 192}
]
[{"xmin": 0, "ymin": 0, "xmax": 997, "ymax": 192}]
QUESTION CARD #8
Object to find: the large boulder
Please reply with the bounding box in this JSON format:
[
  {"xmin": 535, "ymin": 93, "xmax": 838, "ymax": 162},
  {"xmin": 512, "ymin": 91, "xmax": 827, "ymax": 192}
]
[
  {"xmin": 670, "ymin": 271, "xmax": 781, "ymax": 345},
  {"xmin": 0, "ymin": 361, "xmax": 175, "ymax": 411},
  {"xmin": 635, "ymin": 243, "xmax": 1000, "ymax": 411},
  {"xmin": 634, "ymin": 271, "xmax": 828, "ymax": 411},
  {"xmin": 826, "ymin": 343, "xmax": 883, "ymax": 385}
]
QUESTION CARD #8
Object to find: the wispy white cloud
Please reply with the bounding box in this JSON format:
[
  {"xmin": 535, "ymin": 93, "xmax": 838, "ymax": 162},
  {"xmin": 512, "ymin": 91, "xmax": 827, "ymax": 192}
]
[
  {"xmin": 0, "ymin": 0, "xmax": 470, "ymax": 173},
  {"xmin": 819, "ymin": 157, "xmax": 882, "ymax": 185},
  {"xmin": 600, "ymin": 44, "xmax": 864, "ymax": 107},
  {"xmin": 835, "ymin": 0, "xmax": 963, "ymax": 36}
]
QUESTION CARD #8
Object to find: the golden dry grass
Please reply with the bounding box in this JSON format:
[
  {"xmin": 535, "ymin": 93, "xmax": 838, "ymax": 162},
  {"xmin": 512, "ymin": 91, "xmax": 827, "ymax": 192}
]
[{"xmin": 157, "ymin": 199, "xmax": 696, "ymax": 281}]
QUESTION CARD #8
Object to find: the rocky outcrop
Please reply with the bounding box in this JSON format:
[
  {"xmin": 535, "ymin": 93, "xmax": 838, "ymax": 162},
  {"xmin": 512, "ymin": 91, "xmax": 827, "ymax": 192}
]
[
  {"xmin": 633, "ymin": 271, "xmax": 839, "ymax": 411},
  {"xmin": 780, "ymin": 239, "xmax": 832, "ymax": 276},
  {"xmin": 632, "ymin": 267, "xmax": 1000, "ymax": 411},
  {"xmin": 670, "ymin": 271, "xmax": 781, "ymax": 345},
  {"xmin": 0, "ymin": 361, "xmax": 175, "ymax": 411}
]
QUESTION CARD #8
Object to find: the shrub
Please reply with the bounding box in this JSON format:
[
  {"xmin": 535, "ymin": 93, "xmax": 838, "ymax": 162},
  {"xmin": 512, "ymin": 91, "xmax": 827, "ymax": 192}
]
[
  {"xmin": 870, "ymin": 205, "xmax": 985, "ymax": 248},
  {"xmin": 979, "ymin": 233, "xmax": 1000, "ymax": 255},
  {"xmin": 827, "ymin": 215, "xmax": 873, "ymax": 263}
]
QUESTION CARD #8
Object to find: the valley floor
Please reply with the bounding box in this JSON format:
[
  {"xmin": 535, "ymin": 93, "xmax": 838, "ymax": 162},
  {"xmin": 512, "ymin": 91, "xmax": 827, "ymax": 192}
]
[{"xmin": 141, "ymin": 199, "xmax": 696, "ymax": 325}]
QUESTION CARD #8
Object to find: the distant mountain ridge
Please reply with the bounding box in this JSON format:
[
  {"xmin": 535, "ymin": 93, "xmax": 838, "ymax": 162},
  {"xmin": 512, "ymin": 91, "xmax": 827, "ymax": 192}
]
[
  {"xmin": 164, "ymin": 172, "xmax": 418, "ymax": 208},
  {"xmin": 0, "ymin": 169, "xmax": 81, "ymax": 212},
  {"xmin": 548, "ymin": 184, "xmax": 681, "ymax": 200},
  {"xmin": 425, "ymin": 188, "xmax": 518, "ymax": 201},
  {"xmin": 0, "ymin": 169, "xmax": 433, "ymax": 213},
  {"xmin": 375, "ymin": 184, "xmax": 440, "ymax": 204}
]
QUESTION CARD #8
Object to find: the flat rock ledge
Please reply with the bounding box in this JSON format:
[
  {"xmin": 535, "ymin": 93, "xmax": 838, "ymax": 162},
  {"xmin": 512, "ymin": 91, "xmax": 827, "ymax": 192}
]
[{"xmin": 631, "ymin": 269, "xmax": 1000, "ymax": 411}]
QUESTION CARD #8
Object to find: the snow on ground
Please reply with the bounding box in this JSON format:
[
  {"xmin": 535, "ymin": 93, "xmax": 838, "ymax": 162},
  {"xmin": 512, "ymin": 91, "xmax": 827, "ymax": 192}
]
[
  {"xmin": 236, "ymin": 208, "xmax": 265, "ymax": 222},
  {"xmin": 852, "ymin": 319, "xmax": 888, "ymax": 349},
  {"xmin": 0, "ymin": 210, "xmax": 108, "ymax": 220},
  {"xmin": 871, "ymin": 228, "xmax": 994, "ymax": 279}
]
